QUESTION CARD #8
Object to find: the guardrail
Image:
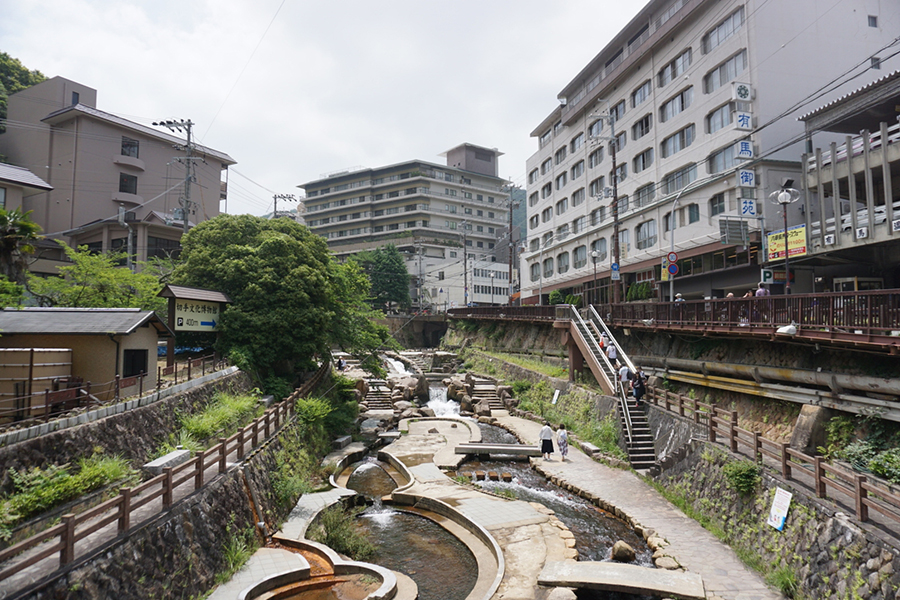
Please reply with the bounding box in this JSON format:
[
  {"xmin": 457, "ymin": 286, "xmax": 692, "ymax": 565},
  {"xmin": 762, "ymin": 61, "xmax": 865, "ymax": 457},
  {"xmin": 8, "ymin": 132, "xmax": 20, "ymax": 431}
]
[
  {"xmin": 645, "ymin": 386, "xmax": 900, "ymax": 527},
  {"xmin": 447, "ymin": 305, "xmax": 559, "ymax": 321},
  {"xmin": 0, "ymin": 360, "xmax": 330, "ymax": 587}
]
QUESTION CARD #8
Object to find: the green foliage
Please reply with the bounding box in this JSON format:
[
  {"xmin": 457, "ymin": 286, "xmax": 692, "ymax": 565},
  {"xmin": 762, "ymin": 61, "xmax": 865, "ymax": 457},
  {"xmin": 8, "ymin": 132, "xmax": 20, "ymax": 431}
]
[
  {"xmin": 295, "ymin": 397, "xmax": 335, "ymax": 427},
  {"xmin": 868, "ymin": 448, "xmax": 900, "ymax": 484},
  {"xmin": 0, "ymin": 52, "xmax": 47, "ymax": 135},
  {"xmin": 481, "ymin": 351, "xmax": 567, "ymax": 379},
  {"xmin": 322, "ymin": 375, "xmax": 360, "ymax": 436},
  {"xmin": 493, "ymin": 488, "xmax": 517, "ymax": 500},
  {"xmin": 563, "ymin": 294, "xmax": 582, "ymax": 307},
  {"xmin": 723, "ymin": 460, "xmax": 761, "ymax": 495},
  {"xmin": 625, "ymin": 281, "xmax": 653, "ymax": 302},
  {"xmin": 547, "ymin": 289, "xmax": 564, "ymax": 305},
  {"xmin": 216, "ymin": 520, "xmax": 257, "ymax": 584},
  {"xmin": 261, "ymin": 375, "xmax": 294, "ymax": 401},
  {"xmin": 837, "ymin": 440, "xmax": 878, "ymax": 471},
  {"xmin": 28, "ymin": 242, "xmax": 165, "ymax": 312},
  {"xmin": 0, "ymin": 208, "xmax": 43, "ymax": 286},
  {"xmin": 367, "ymin": 245, "xmax": 411, "ymax": 310},
  {"xmin": 511, "ymin": 380, "xmax": 532, "ymax": 396},
  {"xmin": 308, "ymin": 504, "xmax": 375, "ymax": 561},
  {"xmin": 583, "ymin": 413, "xmax": 627, "ymax": 460},
  {"xmin": 818, "ymin": 416, "xmax": 857, "ymax": 459},
  {"xmin": 767, "ymin": 566, "xmax": 799, "ymax": 598},
  {"xmin": 0, "ymin": 453, "xmax": 138, "ymax": 539},
  {"xmin": 180, "ymin": 392, "xmax": 260, "ymax": 441},
  {"xmin": 0, "ymin": 275, "xmax": 24, "ymax": 307},
  {"xmin": 173, "ymin": 215, "xmax": 391, "ymax": 384}
]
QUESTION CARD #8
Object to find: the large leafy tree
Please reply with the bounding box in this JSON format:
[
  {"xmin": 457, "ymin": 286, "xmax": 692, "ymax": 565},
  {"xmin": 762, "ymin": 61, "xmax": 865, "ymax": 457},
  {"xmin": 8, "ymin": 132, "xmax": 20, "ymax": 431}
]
[
  {"xmin": 172, "ymin": 215, "xmax": 390, "ymax": 386},
  {"xmin": 0, "ymin": 52, "xmax": 47, "ymax": 136},
  {"xmin": 28, "ymin": 243, "xmax": 164, "ymax": 312},
  {"xmin": 366, "ymin": 245, "xmax": 410, "ymax": 310},
  {"xmin": 0, "ymin": 208, "xmax": 42, "ymax": 286}
]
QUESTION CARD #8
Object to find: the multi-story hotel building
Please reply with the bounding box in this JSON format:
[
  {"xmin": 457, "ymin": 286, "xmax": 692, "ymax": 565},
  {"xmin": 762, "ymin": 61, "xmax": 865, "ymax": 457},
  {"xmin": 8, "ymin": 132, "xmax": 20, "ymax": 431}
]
[
  {"xmin": 300, "ymin": 144, "xmax": 512, "ymax": 309},
  {"xmin": 523, "ymin": 0, "xmax": 899, "ymax": 303}
]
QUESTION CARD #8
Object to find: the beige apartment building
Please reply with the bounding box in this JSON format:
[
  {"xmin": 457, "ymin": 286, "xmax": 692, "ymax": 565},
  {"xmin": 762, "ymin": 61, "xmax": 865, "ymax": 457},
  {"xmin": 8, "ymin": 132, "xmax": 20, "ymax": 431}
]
[
  {"xmin": 0, "ymin": 77, "xmax": 235, "ymax": 273},
  {"xmin": 523, "ymin": 0, "xmax": 900, "ymax": 303},
  {"xmin": 300, "ymin": 144, "xmax": 512, "ymax": 309}
]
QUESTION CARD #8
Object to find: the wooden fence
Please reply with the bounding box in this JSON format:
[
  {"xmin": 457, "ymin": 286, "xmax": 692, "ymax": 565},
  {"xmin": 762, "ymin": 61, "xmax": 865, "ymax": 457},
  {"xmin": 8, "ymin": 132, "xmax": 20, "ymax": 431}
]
[
  {"xmin": 646, "ymin": 386, "xmax": 900, "ymax": 527},
  {"xmin": 0, "ymin": 360, "xmax": 331, "ymax": 584}
]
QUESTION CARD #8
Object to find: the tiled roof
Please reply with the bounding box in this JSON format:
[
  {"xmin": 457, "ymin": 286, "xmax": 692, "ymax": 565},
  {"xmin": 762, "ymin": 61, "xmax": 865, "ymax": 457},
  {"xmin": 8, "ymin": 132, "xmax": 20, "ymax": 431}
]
[
  {"xmin": 0, "ymin": 163, "xmax": 52, "ymax": 191},
  {"xmin": 158, "ymin": 285, "xmax": 231, "ymax": 303},
  {"xmin": 42, "ymin": 104, "xmax": 236, "ymax": 165},
  {"xmin": 0, "ymin": 307, "xmax": 173, "ymax": 337}
]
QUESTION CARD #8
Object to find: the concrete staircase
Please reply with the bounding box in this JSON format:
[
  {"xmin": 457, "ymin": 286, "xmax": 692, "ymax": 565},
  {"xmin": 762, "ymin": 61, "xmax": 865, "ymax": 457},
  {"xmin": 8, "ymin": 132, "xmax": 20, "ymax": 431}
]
[
  {"xmin": 398, "ymin": 352, "xmax": 430, "ymax": 374},
  {"xmin": 622, "ymin": 397, "xmax": 655, "ymax": 470},
  {"xmin": 470, "ymin": 378, "xmax": 505, "ymax": 412},
  {"xmin": 364, "ymin": 379, "xmax": 394, "ymax": 412}
]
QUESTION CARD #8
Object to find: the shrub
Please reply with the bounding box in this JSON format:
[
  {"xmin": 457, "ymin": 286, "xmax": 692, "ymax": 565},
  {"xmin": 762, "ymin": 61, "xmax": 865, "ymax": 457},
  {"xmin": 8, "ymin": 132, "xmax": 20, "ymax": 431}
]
[
  {"xmin": 308, "ymin": 504, "xmax": 375, "ymax": 561},
  {"xmin": 548, "ymin": 290, "xmax": 564, "ymax": 305},
  {"xmin": 837, "ymin": 440, "xmax": 878, "ymax": 471},
  {"xmin": 511, "ymin": 380, "xmax": 532, "ymax": 396},
  {"xmin": 181, "ymin": 392, "xmax": 259, "ymax": 440},
  {"xmin": 767, "ymin": 565, "xmax": 799, "ymax": 598},
  {"xmin": 869, "ymin": 448, "xmax": 900, "ymax": 484},
  {"xmin": 723, "ymin": 460, "xmax": 760, "ymax": 495}
]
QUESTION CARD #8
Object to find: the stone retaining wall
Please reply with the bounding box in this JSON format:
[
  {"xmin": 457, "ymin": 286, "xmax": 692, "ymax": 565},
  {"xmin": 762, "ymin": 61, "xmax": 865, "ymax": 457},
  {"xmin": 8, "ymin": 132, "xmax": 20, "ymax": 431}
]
[{"xmin": 0, "ymin": 370, "xmax": 253, "ymax": 494}]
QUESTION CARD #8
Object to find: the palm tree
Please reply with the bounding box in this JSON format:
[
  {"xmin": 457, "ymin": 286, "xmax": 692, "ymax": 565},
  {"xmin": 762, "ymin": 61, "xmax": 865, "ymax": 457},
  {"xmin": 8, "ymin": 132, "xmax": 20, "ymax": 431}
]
[{"xmin": 0, "ymin": 208, "xmax": 41, "ymax": 286}]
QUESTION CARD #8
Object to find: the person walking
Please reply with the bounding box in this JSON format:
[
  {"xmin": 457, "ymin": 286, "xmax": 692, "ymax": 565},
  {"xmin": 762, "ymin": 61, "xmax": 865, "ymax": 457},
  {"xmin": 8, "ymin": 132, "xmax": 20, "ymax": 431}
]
[
  {"xmin": 632, "ymin": 367, "xmax": 646, "ymax": 408},
  {"xmin": 557, "ymin": 424, "xmax": 569, "ymax": 461},
  {"xmin": 606, "ymin": 343, "xmax": 617, "ymax": 364},
  {"xmin": 539, "ymin": 421, "xmax": 554, "ymax": 460},
  {"xmin": 619, "ymin": 363, "xmax": 632, "ymax": 396}
]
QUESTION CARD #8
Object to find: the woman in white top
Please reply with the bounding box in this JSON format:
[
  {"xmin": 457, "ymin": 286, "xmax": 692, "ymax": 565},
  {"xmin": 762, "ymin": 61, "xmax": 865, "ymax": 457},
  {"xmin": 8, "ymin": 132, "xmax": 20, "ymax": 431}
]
[
  {"xmin": 607, "ymin": 344, "xmax": 617, "ymax": 362},
  {"xmin": 539, "ymin": 421, "xmax": 554, "ymax": 460}
]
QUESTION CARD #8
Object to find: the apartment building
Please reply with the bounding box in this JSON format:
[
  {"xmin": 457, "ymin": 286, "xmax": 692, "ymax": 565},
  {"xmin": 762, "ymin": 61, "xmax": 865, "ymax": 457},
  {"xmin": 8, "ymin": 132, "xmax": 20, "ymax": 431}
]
[
  {"xmin": 798, "ymin": 70, "xmax": 900, "ymax": 291},
  {"xmin": 300, "ymin": 144, "xmax": 512, "ymax": 309},
  {"xmin": 0, "ymin": 77, "xmax": 235, "ymax": 273},
  {"xmin": 523, "ymin": 0, "xmax": 900, "ymax": 303}
]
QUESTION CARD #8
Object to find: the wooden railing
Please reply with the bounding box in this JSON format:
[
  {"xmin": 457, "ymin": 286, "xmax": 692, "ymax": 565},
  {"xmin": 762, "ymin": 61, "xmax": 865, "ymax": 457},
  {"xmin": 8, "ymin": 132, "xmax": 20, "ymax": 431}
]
[
  {"xmin": 447, "ymin": 305, "xmax": 560, "ymax": 321},
  {"xmin": 646, "ymin": 386, "xmax": 900, "ymax": 526},
  {"xmin": 0, "ymin": 360, "xmax": 330, "ymax": 585}
]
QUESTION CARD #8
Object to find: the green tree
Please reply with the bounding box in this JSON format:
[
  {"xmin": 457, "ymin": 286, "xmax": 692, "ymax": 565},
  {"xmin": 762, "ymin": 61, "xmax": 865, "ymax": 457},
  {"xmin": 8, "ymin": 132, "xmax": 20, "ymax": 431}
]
[
  {"xmin": 0, "ymin": 208, "xmax": 42, "ymax": 286},
  {"xmin": 28, "ymin": 242, "xmax": 164, "ymax": 312},
  {"xmin": 367, "ymin": 245, "xmax": 410, "ymax": 310},
  {"xmin": 171, "ymin": 215, "xmax": 390, "ymax": 387},
  {"xmin": 0, "ymin": 52, "xmax": 47, "ymax": 136}
]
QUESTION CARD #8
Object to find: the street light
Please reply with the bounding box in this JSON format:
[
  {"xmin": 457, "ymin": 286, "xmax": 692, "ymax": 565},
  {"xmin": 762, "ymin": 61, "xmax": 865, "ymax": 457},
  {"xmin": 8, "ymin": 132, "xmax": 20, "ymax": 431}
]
[
  {"xmin": 591, "ymin": 249, "xmax": 599, "ymax": 306},
  {"xmin": 490, "ymin": 272, "xmax": 495, "ymax": 306},
  {"xmin": 769, "ymin": 186, "xmax": 800, "ymax": 294}
]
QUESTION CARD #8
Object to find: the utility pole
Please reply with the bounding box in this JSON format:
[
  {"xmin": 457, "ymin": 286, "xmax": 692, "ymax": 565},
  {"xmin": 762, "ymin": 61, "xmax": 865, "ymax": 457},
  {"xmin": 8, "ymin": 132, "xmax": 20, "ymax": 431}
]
[
  {"xmin": 273, "ymin": 193, "xmax": 297, "ymax": 218},
  {"xmin": 504, "ymin": 179, "xmax": 518, "ymax": 306},
  {"xmin": 610, "ymin": 110, "xmax": 621, "ymax": 304},
  {"xmin": 461, "ymin": 221, "xmax": 468, "ymax": 307},
  {"xmin": 153, "ymin": 119, "xmax": 195, "ymax": 235}
]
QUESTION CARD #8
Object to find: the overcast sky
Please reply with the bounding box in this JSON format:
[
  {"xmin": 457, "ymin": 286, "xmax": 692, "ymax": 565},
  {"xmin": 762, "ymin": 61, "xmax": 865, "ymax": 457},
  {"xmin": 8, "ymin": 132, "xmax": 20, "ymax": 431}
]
[{"xmin": 1, "ymin": 0, "xmax": 644, "ymax": 216}]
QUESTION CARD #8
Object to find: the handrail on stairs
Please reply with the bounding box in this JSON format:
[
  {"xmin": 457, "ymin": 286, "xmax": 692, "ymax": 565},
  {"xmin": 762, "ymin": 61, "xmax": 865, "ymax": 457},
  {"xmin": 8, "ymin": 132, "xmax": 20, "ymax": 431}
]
[
  {"xmin": 618, "ymin": 381, "xmax": 633, "ymax": 446},
  {"xmin": 588, "ymin": 305, "xmax": 637, "ymax": 374},
  {"xmin": 563, "ymin": 305, "xmax": 616, "ymax": 392}
]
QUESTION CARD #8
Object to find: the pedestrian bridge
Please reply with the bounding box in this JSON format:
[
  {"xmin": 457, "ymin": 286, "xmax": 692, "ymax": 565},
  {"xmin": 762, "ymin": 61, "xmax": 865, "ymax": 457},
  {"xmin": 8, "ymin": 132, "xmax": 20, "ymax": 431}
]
[{"xmin": 539, "ymin": 561, "xmax": 706, "ymax": 599}]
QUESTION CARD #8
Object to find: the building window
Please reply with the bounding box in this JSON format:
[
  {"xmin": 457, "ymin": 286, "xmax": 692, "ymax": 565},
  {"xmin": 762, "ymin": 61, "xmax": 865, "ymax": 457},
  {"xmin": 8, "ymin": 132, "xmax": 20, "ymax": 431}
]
[
  {"xmin": 631, "ymin": 80, "xmax": 652, "ymax": 108},
  {"xmin": 633, "ymin": 148, "xmax": 653, "ymax": 173},
  {"xmin": 872, "ymin": 56, "xmax": 881, "ymax": 70},
  {"xmin": 119, "ymin": 173, "xmax": 137, "ymax": 195},
  {"xmin": 635, "ymin": 183, "xmax": 655, "ymax": 207},
  {"xmin": 610, "ymin": 100, "xmax": 626, "ymax": 123},
  {"xmin": 591, "ymin": 207, "xmax": 606, "ymax": 225},
  {"xmin": 123, "ymin": 349, "xmax": 148, "ymax": 378},
  {"xmin": 686, "ymin": 203, "xmax": 700, "ymax": 224},
  {"xmin": 540, "ymin": 130, "xmax": 552, "ymax": 148},
  {"xmin": 147, "ymin": 236, "xmax": 181, "ymax": 259},
  {"xmin": 571, "ymin": 160, "xmax": 585, "ymax": 179},
  {"xmin": 869, "ymin": 15, "xmax": 878, "ymax": 27},
  {"xmin": 616, "ymin": 195, "xmax": 629, "ymax": 215},
  {"xmin": 660, "ymin": 87, "xmax": 693, "ymax": 122},
  {"xmin": 528, "ymin": 169, "xmax": 539, "ymax": 184},
  {"xmin": 632, "ymin": 114, "xmax": 652, "ymax": 140},
  {"xmin": 619, "ymin": 229, "xmax": 630, "ymax": 254},
  {"xmin": 529, "ymin": 215, "xmax": 539, "ymax": 228},
  {"xmin": 702, "ymin": 7, "xmax": 744, "ymax": 54},
  {"xmin": 531, "ymin": 262, "xmax": 541, "ymax": 282},
  {"xmin": 71, "ymin": 91, "xmax": 80, "ymax": 105},
  {"xmin": 476, "ymin": 210, "xmax": 484, "ymax": 217},
  {"xmin": 557, "ymin": 224, "xmax": 570, "ymax": 239},
  {"xmin": 0, "ymin": 187, "xmax": 5, "ymax": 210},
  {"xmin": 591, "ymin": 237, "xmax": 607, "ymax": 261},
  {"xmin": 541, "ymin": 158, "xmax": 553, "ymax": 174},
  {"xmin": 570, "ymin": 133, "xmax": 584, "ymax": 152},
  {"xmin": 658, "ymin": 48, "xmax": 692, "ymax": 87},
  {"xmin": 541, "ymin": 183, "xmax": 552, "ymax": 199},
  {"xmin": 572, "ymin": 188, "xmax": 585, "ymax": 207},
  {"xmin": 661, "ymin": 124, "xmax": 696, "ymax": 158},
  {"xmin": 710, "ymin": 193, "xmax": 726, "ymax": 216},
  {"xmin": 636, "ymin": 220, "xmax": 658, "ymax": 250},
  {"xmin": 589, "ymin": 177, "xmax": 605, "ymax": 197},
  {"xmin": 589, "ymin": 148, "xmax": 604, "ymax": 168},
  {"xmin": 121, "ymin": 137, "xmax": 139, "ymax": 158},
  {"xmin": 589, "ymin": 119, "xmax": 603, "ymax": 138},
  {"xmin": 556, "ymin": 173, "xmax": 567, "ymax": 190},
  {"xmin": 663, "ymin": 164, "xmax": 698, "ymax": 194},
  {"xmin": 542, "ymin": 231, "xmax": 553, "ymax": 245},
  {"xmin": 556, "ymin": 198, "xmax": 568, "ymax": 215},
  {"xmin": 529, "ymin": 192, "xmax": 539, "ymax": 207},
  {"xmin": 557, "ymin": 252, "xmax": 570, "ymax": 274},
  {"xmin": 706, "ymin": 103, "xmax": 733, "ymax": 133},
  {"xmin": 543, "ymin": 258, "xmax": 554, "ymax": 278},
  {"xmin": 573, "ymin": 245, "xmax": 587, "ymax": 268},
  {"xmin": 610, "ymin": 131, "xmax": 627, "ymax": 154},
  {"xmin": 555, "ymin": 147, "xmax": 567, "ymax": 164},
  {"xmin": 542, "ymin": 207, "xmax": 553, "ymax": 222},
  {"xmin": 704, "ymin": 50, "xmax": 747, "ymax": 93},
  {"xmin": 613, "ymin": 163, "xmax": 627, "ymax": 184},
  {"xmin": 708, "ymin": 144, "xmax": 737, "ymax": 173}
]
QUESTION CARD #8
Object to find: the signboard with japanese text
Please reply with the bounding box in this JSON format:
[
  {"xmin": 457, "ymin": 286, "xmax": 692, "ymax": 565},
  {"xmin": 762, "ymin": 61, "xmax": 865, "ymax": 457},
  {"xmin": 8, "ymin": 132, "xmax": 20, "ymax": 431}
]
[
  {"xmin": 174, "ymin": 300, "xmax": 221, "ymax": 332},
  {"xmin": 767, "ymin": 224, "xmax": 808, "ymax": 261},
  {"xmin": 735, "ymin": 139, "xmax": 754, "ymax": 160},
  {"xmin": 738, "ymin": 169, "xmax": 756, "ymax": 188},
  {"xmin": 741, "ymin": 198, "xmax": 757, "ymax": 217},
  {"xmin": 661, "ymin": 258, "xmax": 669, "ymax": 282},
  {"xmin": 735, "ymin": 111, "xmax": 752, "ymax": 130}
]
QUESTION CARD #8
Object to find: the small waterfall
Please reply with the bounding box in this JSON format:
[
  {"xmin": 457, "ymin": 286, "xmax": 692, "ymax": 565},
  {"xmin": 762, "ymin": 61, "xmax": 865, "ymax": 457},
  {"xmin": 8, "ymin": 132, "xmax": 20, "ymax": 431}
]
[
  {"xmin": 427, "ymin": 386, "xmax": 459, "ymax": 417},
  {"xmin": 384, "ymin": 357, "xmax": 412, "ymax": 376}
]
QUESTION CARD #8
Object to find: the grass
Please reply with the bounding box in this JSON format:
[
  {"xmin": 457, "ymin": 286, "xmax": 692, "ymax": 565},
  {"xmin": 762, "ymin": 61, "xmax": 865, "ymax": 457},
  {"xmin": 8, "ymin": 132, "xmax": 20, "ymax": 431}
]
[
  {"xmin": 0, "ymin": 452, "xmax": 139, "ymax": 540},
  {"xmin": 181, "ymin": 392, "xmax": 260, "ymax": 440},
  {"xmin": 307, "ymin": 504, "xmax": 375, "ymax": 561},
  {"xmin": 480, "ymin": 350, "xmax": 568, "ymax": 379},
  {"xmin": 215, "ymin": 520, "xmax": 257, "ymax": 584},
  {"xmin": 767, "ymin": 566, "xmax": 800, "ymax": 598}
]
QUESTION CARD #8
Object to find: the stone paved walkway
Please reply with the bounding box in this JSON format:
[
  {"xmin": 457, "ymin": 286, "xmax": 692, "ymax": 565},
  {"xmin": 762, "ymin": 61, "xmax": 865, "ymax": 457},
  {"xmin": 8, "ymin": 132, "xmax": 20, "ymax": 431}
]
[{"xmin": 494, "ymin": 411, "xmax": 785, "ymax": 600}]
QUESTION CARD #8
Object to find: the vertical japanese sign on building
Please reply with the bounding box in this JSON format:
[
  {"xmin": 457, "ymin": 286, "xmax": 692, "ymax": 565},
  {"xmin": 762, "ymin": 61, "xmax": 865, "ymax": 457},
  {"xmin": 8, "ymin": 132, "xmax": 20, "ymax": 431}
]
[{"xmin": 174, "ymin": 300, "xmax": 220, "ymax": 332}]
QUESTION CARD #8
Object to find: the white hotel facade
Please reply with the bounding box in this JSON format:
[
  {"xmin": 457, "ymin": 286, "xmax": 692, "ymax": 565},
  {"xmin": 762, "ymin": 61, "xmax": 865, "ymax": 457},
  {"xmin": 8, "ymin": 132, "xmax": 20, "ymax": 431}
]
[{"xmin": 522, "ymin": 0, "xmax": 900, "ymax": 304}]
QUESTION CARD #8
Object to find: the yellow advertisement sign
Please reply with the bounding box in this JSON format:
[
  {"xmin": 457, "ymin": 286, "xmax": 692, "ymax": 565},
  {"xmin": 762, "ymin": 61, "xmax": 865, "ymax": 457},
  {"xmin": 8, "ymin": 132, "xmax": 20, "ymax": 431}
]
[{"xmin": 767, "ymin": 224, "xmax": 807, "ymax": 261}]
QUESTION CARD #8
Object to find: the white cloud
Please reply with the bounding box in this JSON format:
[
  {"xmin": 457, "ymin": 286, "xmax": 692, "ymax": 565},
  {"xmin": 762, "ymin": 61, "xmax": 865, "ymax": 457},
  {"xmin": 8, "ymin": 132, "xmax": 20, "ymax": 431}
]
[{"xmin": 2, "ymin": 0, "xmax": 644, "ymax": 215}]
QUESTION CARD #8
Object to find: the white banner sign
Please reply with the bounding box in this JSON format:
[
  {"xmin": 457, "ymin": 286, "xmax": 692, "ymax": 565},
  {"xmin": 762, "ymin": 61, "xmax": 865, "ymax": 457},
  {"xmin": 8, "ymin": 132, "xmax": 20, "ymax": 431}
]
[{"xmin": 767, "ymin": 487, "xmax": 793, "ymax": 531}]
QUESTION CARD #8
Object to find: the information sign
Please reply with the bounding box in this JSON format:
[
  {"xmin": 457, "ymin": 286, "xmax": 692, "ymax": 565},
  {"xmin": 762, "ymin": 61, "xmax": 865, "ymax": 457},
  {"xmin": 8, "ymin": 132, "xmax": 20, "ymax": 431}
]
[
  {"xmin": 174, "ymin": 300, "xmax": 220, "ymax": 332},
  {"xmin": 667, "ymin": 263, "xmax": 679, "ymax": 276},
  {"xmin": 611, "ymin": 263, "xmax": 620, "ymax": 271},
  {"xmin": 667, "ymin": 252, "xmax": 678, "ymax": 263},
  {"xmin": 767, "ymin": 487, "xmax": 793, "ymax": 531}
]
